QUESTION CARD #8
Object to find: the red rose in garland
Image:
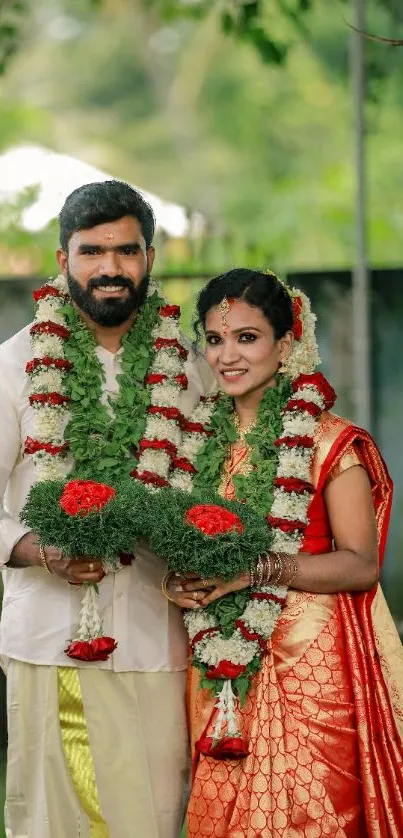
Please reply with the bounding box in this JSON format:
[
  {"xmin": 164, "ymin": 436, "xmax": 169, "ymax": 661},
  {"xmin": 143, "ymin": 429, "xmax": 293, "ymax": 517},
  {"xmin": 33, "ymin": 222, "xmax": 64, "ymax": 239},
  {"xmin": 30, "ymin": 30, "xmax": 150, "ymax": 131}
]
[
  {"xmin": 293, "ymin": 371, "xmax": 336, "ymax": 410},
  {"xmin": 292, "ymin": 296, "xmax": 303, "ymax": 340}
]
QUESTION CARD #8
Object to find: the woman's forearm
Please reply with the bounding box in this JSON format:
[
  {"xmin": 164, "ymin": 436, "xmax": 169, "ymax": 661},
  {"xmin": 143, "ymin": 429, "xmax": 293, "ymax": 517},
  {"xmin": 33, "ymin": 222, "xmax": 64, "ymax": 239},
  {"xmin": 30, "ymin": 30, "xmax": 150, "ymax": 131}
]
[{"xmin": 287, "ymin": 548, "xmax": 378, "ymax": 594}]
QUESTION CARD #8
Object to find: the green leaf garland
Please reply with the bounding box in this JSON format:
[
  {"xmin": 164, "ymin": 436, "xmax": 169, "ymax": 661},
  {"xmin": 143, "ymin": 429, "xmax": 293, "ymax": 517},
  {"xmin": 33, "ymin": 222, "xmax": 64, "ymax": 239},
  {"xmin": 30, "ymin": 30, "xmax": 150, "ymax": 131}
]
[
  {"xmin": 61, "ymin": 289, "xmax": 164, "ymax": 484},
  {"xmin": 193, "ymin": 374, "xmax": 292, "ymax": 514}
]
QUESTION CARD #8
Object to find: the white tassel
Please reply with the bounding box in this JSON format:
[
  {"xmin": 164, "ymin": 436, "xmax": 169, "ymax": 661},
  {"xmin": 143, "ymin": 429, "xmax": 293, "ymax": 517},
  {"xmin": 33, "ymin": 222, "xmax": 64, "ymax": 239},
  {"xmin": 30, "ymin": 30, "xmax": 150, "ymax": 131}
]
[
  {"xmin": 212, "ymin": 680, "xmax": 240, "ymax": 740},
  {"xmin": 76, "ymin": 584, "xmax": 102, "ymax": 640},
  {"xmin": 225, "ymin": 680, "xmax": 239, "ymax": 736}
]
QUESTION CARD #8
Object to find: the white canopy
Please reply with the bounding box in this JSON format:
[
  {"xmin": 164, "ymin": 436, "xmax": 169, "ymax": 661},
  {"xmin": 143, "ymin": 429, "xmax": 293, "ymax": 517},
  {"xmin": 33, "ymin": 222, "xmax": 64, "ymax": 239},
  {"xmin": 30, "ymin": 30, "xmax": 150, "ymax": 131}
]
[{"xmin": 0, "ymin": 144, "xmax": 196, "ymax": 238}]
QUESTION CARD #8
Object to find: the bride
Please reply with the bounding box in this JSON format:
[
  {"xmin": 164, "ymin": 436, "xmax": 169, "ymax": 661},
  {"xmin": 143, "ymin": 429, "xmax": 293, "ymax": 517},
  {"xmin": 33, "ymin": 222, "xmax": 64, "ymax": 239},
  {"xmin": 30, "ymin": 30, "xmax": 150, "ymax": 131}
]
[{"xmin": 163, "ymin": 268, "xmax": 403, "ymax": 837}]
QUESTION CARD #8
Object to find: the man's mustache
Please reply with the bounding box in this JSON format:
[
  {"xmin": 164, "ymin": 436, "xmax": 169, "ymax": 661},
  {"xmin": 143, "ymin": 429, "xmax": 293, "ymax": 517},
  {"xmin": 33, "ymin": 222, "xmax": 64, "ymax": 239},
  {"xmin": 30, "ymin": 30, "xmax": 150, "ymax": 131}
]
[{"xmin": 89, "ymin": 275, "xmax": 135, "ymax": 292}]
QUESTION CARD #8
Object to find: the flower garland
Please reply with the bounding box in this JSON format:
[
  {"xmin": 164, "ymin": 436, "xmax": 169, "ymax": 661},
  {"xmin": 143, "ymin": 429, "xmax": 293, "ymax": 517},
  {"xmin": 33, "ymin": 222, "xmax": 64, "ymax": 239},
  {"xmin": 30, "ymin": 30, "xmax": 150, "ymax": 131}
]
[
  {"xmin": 24, "ymin": 274, "xmax": 189, "ymax": 658},
  {"xmin": 25, "ymin": 275, "xmax": 189, "ymax": 488},
  {"xmin": 165, "ymin": 284, "xmax": 336, "ymax": 757}
]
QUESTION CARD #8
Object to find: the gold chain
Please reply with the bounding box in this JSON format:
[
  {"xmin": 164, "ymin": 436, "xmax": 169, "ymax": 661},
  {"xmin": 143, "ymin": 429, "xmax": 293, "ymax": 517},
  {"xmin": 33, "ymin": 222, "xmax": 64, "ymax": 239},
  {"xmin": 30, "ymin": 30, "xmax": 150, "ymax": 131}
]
[{"xmin": 233, "ymin": 413, "xmax": 257, "ymax": 441}]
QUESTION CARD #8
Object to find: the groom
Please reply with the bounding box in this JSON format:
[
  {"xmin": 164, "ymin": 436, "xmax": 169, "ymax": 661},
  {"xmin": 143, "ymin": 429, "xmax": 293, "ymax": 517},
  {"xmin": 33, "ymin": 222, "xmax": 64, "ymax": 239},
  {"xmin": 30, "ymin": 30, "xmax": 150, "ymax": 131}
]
[{"xmin": 0, "ymin": 179, "xmax": 211, "ymax": 838}]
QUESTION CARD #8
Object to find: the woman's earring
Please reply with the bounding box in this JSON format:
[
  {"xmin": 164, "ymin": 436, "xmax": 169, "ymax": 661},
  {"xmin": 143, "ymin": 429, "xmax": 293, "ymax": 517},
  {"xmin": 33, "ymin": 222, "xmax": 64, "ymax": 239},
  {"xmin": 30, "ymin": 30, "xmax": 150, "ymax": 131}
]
[{"xmin": 278, "ymin": 356, "xmax": 291, "ymax": 377}]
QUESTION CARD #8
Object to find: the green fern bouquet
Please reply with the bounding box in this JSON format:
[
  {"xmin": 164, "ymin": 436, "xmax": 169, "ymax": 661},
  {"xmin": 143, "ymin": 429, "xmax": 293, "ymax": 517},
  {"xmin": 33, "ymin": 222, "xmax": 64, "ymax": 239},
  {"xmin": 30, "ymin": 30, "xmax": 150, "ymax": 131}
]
[
  {"xmin": 145, "ymin": 488, "xmax": 271, "ymax": 580},
  {"xmin": 21, "ymin": 477, "xmax": 148, "ymax": 562}
]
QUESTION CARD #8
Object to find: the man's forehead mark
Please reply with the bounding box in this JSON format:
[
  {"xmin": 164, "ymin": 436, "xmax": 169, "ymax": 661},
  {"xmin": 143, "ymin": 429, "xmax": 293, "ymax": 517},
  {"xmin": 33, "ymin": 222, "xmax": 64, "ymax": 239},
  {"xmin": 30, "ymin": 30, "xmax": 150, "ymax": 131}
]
[{"xmin": 104, "ymin": 233, "xmax": 115, "ymax": 240}]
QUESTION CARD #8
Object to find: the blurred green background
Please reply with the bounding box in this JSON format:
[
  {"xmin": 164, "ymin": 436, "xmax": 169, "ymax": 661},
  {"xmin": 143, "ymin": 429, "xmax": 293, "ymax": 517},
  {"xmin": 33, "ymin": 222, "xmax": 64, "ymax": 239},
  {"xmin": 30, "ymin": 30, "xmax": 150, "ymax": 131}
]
[{"xmin": 0, "ymin": 1, "xmax": 403, "ymax": 835}]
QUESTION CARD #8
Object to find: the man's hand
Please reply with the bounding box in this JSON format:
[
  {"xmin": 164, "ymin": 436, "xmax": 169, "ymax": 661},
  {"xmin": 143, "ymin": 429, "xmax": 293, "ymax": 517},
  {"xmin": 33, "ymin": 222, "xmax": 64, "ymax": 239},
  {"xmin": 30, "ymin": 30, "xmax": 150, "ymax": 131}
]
[{"xmin": 9, "ymin": 532, "xmax": 105, "ymax": 585}]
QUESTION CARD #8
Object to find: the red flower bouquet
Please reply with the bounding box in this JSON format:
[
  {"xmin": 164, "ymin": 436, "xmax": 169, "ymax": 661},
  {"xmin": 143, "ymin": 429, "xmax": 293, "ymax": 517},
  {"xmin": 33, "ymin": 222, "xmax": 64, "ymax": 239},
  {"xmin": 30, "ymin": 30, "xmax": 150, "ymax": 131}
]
[
  {"xmin": 21, "ymin": 478, "xmax": 148, "ymax": 662},
  {"xmin": 60, "ymin": 480, "xmax": 116, "ymax": 516}
]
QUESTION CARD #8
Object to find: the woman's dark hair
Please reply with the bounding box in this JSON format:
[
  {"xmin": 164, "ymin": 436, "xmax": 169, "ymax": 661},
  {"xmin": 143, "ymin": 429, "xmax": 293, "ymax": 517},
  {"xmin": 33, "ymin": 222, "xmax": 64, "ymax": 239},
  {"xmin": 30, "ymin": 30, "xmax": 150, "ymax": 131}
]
[
  {"xmin": 195, "ymin": 268, "xmax": 293, "ymax": 340},
  {"xmin": 58, "ymin": 179, "xmax": 156, "ymax": 251}
]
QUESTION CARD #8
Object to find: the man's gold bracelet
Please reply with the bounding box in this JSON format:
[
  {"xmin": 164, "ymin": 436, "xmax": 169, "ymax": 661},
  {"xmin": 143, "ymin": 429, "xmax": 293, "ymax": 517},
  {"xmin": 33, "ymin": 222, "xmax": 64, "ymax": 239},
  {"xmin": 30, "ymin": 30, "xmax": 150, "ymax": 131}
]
[
  {"xmin": 161, "ymin": 571, "xmax": 177, "ymax": 604},
  {"xmin": 39, "ymin": 544, "xmax": 52, "ymax": 574}
]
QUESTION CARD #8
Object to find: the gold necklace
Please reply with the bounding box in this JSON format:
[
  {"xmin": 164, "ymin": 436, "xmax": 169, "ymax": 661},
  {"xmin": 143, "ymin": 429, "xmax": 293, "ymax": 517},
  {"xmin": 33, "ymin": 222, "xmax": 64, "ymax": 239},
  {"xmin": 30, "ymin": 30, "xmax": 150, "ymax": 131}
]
[{"xmin": 233, "ymin": 413, "xmax": 257, "ymax": 442}]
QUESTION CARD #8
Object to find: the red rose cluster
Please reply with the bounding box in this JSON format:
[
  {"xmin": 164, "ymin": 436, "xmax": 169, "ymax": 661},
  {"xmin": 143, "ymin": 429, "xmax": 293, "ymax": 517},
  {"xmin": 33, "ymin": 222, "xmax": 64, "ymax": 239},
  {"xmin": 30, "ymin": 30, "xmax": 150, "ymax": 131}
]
[
  {"xmin": 60, "ymin": 480, "xmax": 116, "ymax": 517},
  {"xmin": 185, "ymin": 505, "xmax": 244, "ymax": 537},
  {"xmin": 65, "ymin": 636, "xmax": 117, "ymax": 661},
  {"xmin": 292, "ymin": 296, "xmax": 303, "ymax": 340}
]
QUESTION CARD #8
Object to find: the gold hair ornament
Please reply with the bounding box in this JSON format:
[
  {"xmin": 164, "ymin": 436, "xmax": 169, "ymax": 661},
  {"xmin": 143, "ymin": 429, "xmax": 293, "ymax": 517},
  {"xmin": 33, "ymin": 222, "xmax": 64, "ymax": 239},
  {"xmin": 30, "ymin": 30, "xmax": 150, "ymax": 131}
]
[{"xmin": 218, "ymin": 296, "xmax": 231, "ymax": 329}]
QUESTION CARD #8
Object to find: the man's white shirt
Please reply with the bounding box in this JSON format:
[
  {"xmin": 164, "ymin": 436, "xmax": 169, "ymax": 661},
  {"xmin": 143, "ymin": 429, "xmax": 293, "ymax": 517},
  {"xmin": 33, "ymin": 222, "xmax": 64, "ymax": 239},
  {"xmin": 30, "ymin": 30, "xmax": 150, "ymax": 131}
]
[{"xmin": 0, "ymin": 324, "xmax": 212, "ymax": 670}]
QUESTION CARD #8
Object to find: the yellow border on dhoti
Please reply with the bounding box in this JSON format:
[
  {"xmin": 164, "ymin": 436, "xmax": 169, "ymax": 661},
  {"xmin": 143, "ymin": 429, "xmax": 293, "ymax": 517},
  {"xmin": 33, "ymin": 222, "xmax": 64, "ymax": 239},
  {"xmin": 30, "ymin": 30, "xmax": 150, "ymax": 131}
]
[{"xmin": 58, "ymin": 667, "xmax": 109, "ymax": 838}]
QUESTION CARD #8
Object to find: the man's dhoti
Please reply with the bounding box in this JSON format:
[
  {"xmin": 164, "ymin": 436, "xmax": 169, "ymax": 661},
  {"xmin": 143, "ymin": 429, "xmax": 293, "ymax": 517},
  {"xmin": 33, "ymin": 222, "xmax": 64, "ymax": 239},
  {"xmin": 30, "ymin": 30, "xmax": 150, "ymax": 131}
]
[{"xmin": 4, "ymin": 660, "xmax": 189, "ymax": 838}]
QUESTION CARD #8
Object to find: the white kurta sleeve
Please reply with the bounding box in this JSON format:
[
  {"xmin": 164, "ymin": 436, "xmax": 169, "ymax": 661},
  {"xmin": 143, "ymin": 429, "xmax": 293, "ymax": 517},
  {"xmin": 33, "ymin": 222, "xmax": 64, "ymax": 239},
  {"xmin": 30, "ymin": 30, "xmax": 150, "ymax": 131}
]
[{"xmin": 0, "ymin": 374, "xmax": 30, "ymax": 566}]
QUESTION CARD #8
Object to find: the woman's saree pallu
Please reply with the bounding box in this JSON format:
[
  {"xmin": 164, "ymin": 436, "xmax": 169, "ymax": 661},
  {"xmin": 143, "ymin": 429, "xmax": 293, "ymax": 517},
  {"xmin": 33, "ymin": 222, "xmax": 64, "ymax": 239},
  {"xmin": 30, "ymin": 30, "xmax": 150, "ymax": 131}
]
[{"xmin": 186, "ymin": 414, "xmax": 403, "ymax": 837}]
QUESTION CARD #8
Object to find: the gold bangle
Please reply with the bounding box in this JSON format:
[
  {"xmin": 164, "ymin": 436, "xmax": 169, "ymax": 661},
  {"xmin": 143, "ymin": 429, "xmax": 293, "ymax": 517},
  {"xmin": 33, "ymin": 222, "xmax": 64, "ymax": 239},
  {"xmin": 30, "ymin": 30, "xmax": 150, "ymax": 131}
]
[
  {"xmin": 161, "ymin": 571, "xmax": 177, "ymax": 604},
  {"xmin": 283, "ymin": 557, "xmax": 299, "ymax": 587},
  {"xmin": 39, "ymin": 544, "xmax": 52, "ymax": 574},
  {"xmin": 271, "ymin": 552, "xmax": 284, "ymax": 585}
]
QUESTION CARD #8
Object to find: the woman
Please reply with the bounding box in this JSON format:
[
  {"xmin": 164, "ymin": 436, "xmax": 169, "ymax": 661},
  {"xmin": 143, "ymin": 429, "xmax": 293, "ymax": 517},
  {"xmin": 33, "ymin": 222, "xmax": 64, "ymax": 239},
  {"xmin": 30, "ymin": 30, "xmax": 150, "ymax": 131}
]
[{"xmin": 163, "ymin": 268, "xmax": 403, "ymax": 837}]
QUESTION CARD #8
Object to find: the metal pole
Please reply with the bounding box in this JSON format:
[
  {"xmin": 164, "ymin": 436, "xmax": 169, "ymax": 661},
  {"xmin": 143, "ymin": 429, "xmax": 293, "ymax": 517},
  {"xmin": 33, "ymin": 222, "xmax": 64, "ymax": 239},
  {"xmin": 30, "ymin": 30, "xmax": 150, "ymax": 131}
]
[{"xmin": 351, "ymin": 0, "xmax": 371, "ymax": 430}]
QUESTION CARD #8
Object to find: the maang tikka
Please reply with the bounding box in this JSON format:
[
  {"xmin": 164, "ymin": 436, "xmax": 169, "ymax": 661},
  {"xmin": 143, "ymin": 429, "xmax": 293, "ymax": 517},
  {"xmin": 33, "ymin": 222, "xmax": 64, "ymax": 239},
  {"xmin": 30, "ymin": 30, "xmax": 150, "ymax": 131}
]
[{"xmin": 218, "ymin": 296, "xmax": 235, "ymax": 334}]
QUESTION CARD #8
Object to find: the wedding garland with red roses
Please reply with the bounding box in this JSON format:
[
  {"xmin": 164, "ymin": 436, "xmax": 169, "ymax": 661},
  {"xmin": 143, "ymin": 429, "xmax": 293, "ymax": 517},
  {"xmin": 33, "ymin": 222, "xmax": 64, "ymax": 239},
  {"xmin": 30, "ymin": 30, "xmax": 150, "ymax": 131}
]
[
  {"xmin": 21, "ymin": 273, "xmax": 190, "ymax": 661},
  {"xmin": 140, "ymin": 282, "xmax": 336, "ymax": 758}
]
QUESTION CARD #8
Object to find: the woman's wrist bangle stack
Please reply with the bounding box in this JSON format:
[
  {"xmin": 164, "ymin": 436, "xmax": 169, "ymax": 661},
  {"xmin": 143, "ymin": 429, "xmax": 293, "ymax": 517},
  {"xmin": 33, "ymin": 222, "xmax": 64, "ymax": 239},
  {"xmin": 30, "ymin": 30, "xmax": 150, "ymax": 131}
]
[
  {"xmin": 250, "ymin": 552, "xmax": 299, "ymax": 588},
  {"xmin": 161, "ymin": 570, "xmax": 177, "ymax": 604},
  {"xmin": 39, "ymin": 544, "xmax": 52, "ymax": 574}
]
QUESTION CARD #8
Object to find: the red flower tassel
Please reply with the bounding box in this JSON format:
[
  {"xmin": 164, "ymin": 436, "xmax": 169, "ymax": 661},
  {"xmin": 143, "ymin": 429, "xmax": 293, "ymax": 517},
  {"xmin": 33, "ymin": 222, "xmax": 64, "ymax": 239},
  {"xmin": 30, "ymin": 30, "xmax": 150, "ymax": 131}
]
[
  {"xmin": 65, "ymin": 637, "xmax": 117, "ymax": 662},
  {"xmin": 196, "ymin": 735, "xmax": 250, "ymax": 760},
  {"xmin": 206, "ymin": 660, "xmax": 246, "ymax": 680}
]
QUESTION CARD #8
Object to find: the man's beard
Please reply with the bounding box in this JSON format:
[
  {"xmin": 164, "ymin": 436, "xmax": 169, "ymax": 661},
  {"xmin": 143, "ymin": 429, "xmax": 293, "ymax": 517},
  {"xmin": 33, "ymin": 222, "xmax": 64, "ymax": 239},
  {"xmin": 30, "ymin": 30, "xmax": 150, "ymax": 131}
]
[{"xmin": 67, "ymin": 269, "xmax": 150, "ymax": 327}]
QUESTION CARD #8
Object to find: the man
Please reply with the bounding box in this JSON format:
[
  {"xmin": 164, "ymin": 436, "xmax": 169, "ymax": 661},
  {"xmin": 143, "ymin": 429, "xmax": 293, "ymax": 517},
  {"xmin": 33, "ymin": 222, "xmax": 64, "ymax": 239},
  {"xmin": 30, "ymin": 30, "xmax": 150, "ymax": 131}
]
[{"xmin": 0, "ymin": 180, "xmax": 212, "ymax": 838}]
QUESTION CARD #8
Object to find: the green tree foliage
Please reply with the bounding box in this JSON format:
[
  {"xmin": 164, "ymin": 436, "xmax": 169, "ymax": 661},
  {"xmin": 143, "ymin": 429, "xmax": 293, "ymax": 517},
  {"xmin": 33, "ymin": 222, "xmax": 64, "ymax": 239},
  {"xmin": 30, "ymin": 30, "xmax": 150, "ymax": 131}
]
[
  {"xmin": 1, "ymin": 0, "xmax": 402, "ymax": 76},
  {"xmin": 0, "ymin": 0, "xmax": 26, "ymax": 74},
  {"xmin": 1, "ymin": 0, "xmax": 403, "ymax": 275}
]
